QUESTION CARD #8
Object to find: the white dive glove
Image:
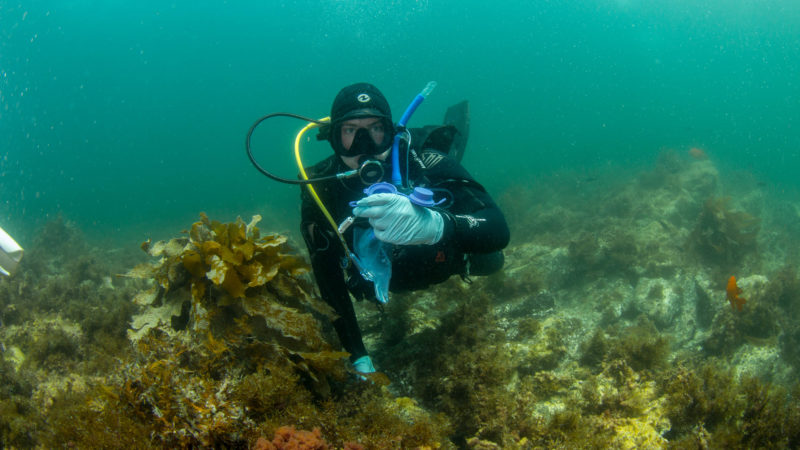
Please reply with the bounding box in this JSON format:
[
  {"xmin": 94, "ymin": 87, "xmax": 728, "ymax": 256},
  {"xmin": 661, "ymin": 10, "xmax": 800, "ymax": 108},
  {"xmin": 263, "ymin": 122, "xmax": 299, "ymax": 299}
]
[
  {"xmin": 0, "ymin": 226, "xmax": 23, "ymax": 277},
  {"xmin": 353, "ymin": 193, "xmax": 444, "ymax": 246}
]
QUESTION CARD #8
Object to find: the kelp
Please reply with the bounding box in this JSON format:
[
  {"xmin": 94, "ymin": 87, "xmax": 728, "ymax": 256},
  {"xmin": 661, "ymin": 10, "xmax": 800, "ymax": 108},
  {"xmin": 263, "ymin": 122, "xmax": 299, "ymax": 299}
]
[
  {"xmin": 100, "ymin": 214, "xmax": 350, "ymax": 446},
  {"xmin": 12, "ymin": 214, "xmax": 452, "ymax": 448},
  {"xmin": 125, "ymin": 213, "xmax": 345, "ymax": 379}
]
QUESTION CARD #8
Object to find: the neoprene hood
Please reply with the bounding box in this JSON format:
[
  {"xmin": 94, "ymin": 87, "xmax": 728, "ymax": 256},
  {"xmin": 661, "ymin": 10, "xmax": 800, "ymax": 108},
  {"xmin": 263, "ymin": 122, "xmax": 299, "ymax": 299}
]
[{"xmin": 329, "ymin": 83, "xmax": 394, "ymax": 155}]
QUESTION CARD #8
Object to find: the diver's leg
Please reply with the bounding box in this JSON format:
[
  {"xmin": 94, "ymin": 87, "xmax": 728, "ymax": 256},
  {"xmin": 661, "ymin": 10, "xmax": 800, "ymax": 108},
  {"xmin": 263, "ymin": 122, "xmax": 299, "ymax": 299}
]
[{"xmin": 467, "ymin": 251, "xmax": 505, "ymax": 276}]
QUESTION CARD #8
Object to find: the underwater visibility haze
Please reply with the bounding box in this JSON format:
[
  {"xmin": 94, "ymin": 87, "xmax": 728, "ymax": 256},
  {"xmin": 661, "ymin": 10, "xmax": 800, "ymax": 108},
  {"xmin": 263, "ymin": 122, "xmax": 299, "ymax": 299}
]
[
  {"xmin": 2, "ymin": 0, "xmax": 800, "ymax": 447},
  {"xmin": 1, "ymin": 0, "xmax": 798, "ymax": 243}
]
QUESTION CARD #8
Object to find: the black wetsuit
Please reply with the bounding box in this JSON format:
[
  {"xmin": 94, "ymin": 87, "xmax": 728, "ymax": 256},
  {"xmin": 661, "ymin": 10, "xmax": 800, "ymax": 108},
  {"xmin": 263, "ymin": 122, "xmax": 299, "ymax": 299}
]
[{"xmin": 300, "ymin": 148, "xmax": 509, "ymax": 361}]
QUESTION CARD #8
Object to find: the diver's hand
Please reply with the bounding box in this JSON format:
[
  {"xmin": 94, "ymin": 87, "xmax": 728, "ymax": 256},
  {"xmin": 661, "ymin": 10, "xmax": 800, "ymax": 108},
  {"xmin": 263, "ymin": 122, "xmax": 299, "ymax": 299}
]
[{"xmin": 353, "ymin": 193, "xmax": 444, "ymax": 245}]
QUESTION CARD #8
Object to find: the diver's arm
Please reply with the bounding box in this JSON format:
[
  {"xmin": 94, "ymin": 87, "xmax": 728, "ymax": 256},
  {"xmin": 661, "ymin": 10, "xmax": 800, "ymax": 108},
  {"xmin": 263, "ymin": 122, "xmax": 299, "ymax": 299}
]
[
  {"xmin": 422, "ymin": 152, "xmax": 510, "ymax": 253},
  {"xmin": 439, "ymin": 187, "xmax": 510, "ymax": 253}
]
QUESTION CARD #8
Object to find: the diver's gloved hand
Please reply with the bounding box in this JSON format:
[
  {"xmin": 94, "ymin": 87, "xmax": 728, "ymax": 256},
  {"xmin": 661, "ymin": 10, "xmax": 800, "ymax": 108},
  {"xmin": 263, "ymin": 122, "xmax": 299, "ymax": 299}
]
[{"xmin": 353, "ymin": 193, "xmax": 444, "ymax": 246}]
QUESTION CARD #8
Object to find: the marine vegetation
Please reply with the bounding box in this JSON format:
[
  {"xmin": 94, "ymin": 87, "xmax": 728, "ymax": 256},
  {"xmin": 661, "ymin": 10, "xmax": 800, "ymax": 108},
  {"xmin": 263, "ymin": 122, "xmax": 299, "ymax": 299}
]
[
  {"xmin": 2, "ymin": 214, "xmax": 452, "ymax": 448},
  {"xmin": 565, "ymin": 229, "xmax": 642, "ymax": 283},
  {"xmin": 4, "ymin": 153, "xmax": 800, "ymax": 448},
  {"xmin": 93, "ymin": 213, "xmax": 451, "ymax": 448},
  {"xmin": 0, "ymin": 217, "xmax": 141, "ymax": 448},
  {"xmin": 125, "ymin": 212, "xmax": 344, "ymax": 373},
  {"xmin": 356, "ymin": 153, "xmax": 799, "ymax": 448},
  {"xmin": 704, "ymin": 275, "xmax": 781, "ymax": 357},
  {"xmin": 580, "ymin": 317, "xmax": 670, "ymax": 372},
  {"xmin": 690, "ymin": 196, "xmax": 760, "ymax": 270},
  {"xmin": 407, "ymin": 292, "xmax": 519, "ymax": 446},
  {"xmin": 659, "ymin": 361, "xmax": 800, "ymax": 448},
  {"xmin": 763, "ymin": 266, "xmax": 800, "ymax": 372}
]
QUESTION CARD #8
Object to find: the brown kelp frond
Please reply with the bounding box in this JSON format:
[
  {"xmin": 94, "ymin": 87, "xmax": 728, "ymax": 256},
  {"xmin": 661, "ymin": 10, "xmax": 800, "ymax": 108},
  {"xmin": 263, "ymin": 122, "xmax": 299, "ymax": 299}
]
[{"xmin": 126, "ymin": 214, "xmax": 341, "ymax": 373}]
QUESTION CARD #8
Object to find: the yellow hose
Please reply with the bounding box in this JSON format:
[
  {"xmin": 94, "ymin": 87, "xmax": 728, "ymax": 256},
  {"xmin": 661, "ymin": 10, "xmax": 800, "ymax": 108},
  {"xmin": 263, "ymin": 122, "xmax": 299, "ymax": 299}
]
[{"xmin": 294, "ymin": 118, "xmax": 353, "ymax": 262}]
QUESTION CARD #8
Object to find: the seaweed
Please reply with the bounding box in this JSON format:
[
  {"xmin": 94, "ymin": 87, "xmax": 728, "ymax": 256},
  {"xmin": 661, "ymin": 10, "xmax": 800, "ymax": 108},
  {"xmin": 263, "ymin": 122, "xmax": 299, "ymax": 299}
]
[
  {"xmin": 20, "ymin": 214, "xmax": 88, "ymax": 278},
  {"xmin": 518, "ymin": 324, "xmax": 569, "ymax": 374},
  {"xmin": 763, "ymin": 266, "xmax": 800, "ymax": 313},
  {"xmin": 580, "ymin": 317, "xmax": 670, "ymax": 372},
  {"xmin": 762, "ymin": 266, "xmax": 800, "ymax": 371},
  {"xmin": 660, "ymin": 362, "xmax": 800, "ymax": 446},
  {"xmin": 704, "ymin": 310, "xmax": 745, "ymax": 355},
  {"xmin": 40, "ymin": 389, "xmax": 156, "ymax": 449},
  {"xmin": 0, "ymin": 357, "xmax": 39, "ymax": 448},
  {"xmin": 0, "ymin": 215, "xmax": 139, "ymax": 370},
  {"xmin": 103, "ymin": 214, "xmax": 349, "ymax": 446},
  {"xmin": 20, "ymin": 321, "xmax": 84, "ymax": 374},
  {"xmin": 485, "ymin": 267, "xmax": 544, "ymax": 303},
  {"xmin": 5, "ymin": 155, "xmax": 800, "ymax": 449},
  {"xmin": 527, "ymin": 357, "xmax": 671, "ymax": 448},
  {"xmin": 704, "ymin": 280, "xmax": 780, "ymax": 356},
  {"xmin": 126, "ymin": 214, "xmax": 340, "ymax": 362},
  {"xmin": 495, "ymin": 183, "xmax": 546, "ymax": 243},
  {"xmin": 567, "ymin": 232, "xmax": 603, "ymax": 280},
  {"xmin": 659, "ymin": 362, "xmax": 740, "ymax": 439},
  {"xmin": 566, "ymin": 229, "xmax": 642, "ymax": 283},
  {"xmin": 604, "ymin": 230, "xmax": 641, "ymax": 281},
  {"xmin": 34, "ymin": 214, "xmax": 452, "ymax": 448},
  {"xmin": 0, "ymin": 216, "xmax": 143, "ymax": 447},
  {"xmin": 690, "ymin": 196, "xmax": 760, "ymax": 270},
  {"xmin": 314, "ymin": 384, "xmax": 452, "ymax": 449},
  {"xmin": 406, "ymin": 292, "xmax": 518, "ymax": 446}
]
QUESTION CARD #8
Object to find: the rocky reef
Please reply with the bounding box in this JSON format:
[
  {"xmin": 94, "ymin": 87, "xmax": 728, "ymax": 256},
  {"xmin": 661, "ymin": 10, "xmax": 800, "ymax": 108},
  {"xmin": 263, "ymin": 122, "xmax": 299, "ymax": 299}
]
[
  {"xmin": 2, "ymin": 150, "xmax": 800, "ymax": 448},
  {"xmin": 361, "ymin": 150, "xmax": 800, "ymax": 447},
  {"xmin": 0, "ymin": 214, "xmax": 449, "ymax": 448}
]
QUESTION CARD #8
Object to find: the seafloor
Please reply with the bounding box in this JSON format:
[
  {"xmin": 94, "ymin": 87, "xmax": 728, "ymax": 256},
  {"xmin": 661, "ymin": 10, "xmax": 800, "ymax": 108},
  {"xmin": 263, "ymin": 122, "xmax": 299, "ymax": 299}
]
[{"xmin": 1, "ymin": 149, "xmax": 799, "ymax": 449}]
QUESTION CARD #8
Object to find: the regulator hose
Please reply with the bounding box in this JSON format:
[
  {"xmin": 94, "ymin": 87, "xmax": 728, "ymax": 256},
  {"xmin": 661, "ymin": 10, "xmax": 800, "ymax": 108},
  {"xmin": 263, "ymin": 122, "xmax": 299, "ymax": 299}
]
[{"xmin": 246, "ymin": 113, "xmax": 345, "ymax": 185}]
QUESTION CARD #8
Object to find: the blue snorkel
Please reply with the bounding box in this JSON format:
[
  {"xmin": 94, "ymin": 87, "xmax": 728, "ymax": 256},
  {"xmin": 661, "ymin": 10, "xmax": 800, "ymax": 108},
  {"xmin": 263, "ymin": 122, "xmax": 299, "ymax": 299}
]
[{"xmin": 391, "ymin": 81, "xmax": 437, "ymax": 187}]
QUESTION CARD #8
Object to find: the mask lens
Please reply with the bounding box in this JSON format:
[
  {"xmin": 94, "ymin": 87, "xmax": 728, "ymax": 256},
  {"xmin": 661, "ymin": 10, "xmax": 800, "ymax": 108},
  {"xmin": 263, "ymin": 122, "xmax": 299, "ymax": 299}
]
[
  {"xmin": 338, "ymin": 119, "xmax": 389, "ymax": 156},
  {"xmin": 350, "ymin": 128, "xmax": 379, "ymax": 155}
]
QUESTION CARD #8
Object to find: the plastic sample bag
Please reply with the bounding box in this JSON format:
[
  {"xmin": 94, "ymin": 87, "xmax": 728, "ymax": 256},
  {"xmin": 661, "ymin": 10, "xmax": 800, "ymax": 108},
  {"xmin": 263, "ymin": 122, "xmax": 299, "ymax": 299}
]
[{"xmin": 352, "ymin": 226, "xmax": 391, "ymax": 304}]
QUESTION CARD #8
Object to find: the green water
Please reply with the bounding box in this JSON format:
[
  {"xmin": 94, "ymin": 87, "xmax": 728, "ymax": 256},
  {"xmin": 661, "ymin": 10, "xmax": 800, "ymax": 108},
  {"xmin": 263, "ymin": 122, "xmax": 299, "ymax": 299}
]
[{"xmin": 2, "ymin": 0, "xmax": 798, "ymax": 247}]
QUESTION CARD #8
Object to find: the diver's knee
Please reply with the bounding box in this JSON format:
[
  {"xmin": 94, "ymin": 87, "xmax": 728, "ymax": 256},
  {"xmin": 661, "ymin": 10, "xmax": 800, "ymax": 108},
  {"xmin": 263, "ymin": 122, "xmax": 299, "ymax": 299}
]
[{"xmin": 467, "ymin": 251, "xmax": 504, "ymax": 276}]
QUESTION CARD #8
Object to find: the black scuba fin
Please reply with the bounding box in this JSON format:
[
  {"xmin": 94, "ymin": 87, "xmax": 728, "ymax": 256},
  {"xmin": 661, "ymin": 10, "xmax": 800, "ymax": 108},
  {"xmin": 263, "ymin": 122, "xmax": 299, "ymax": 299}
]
[
  {"xmin": 408, "ymin": 100, "xmax": 470, "ymax": 162},
  {"xmin": 443, "ymin": 100, "xmax": 469, "ymax": 162}
]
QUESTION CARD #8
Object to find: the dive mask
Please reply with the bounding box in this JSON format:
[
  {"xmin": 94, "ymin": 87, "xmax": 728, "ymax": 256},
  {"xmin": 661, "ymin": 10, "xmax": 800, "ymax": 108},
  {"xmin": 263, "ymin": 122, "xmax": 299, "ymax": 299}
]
[
  {"xmin": 347, "ymin": 127, "xmax": 385, "ymax": 156},
  {"xmin": 326, "ymin": 113, "xmax": 394, "ymax": 157}
]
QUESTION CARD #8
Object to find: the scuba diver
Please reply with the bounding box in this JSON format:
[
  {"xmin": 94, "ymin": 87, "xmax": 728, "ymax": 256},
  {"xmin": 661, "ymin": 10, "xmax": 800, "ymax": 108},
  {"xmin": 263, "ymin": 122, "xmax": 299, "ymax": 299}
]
[
  {"xmin": 299, "ymin": 83, "xmax": 509, "ymax": 374},
  {"xmin": 246, "ymin": 81, "xmax": 509, "ymax": 375}
]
